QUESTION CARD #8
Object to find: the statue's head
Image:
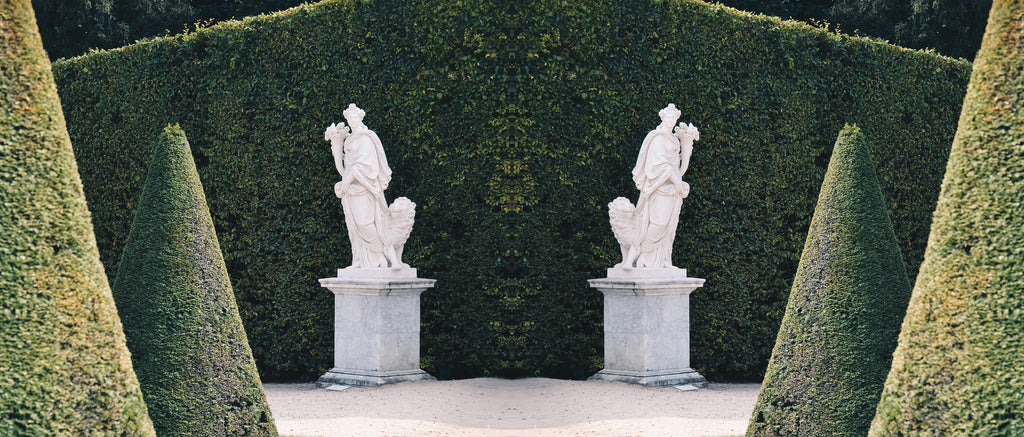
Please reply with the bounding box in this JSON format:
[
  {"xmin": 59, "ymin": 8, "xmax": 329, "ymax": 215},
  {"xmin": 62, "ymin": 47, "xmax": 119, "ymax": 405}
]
[
  {"xmin": 658, "ymin": 104, "xmax": 682, "ymax": 125},
  {"xmin": 343, "ymin": 103, "xmax": 366, "ymax": 126}
]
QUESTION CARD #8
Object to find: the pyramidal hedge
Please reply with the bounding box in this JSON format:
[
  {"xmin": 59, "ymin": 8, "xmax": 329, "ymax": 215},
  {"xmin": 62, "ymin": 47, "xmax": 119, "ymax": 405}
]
[
  {"xmin": 747, "ymin": 125, "xmax": 912, "ymax": 436},
  {"xmin": 869, "ymin": 0, "xmax": 1024, "ymax": 434},
  {"xmin": 0, "ymin": 0, "xmax": 156, "ymax": 434},
  {"xmin": 111, "ymin": 125, "xmax": 276, "ymax": 436}
]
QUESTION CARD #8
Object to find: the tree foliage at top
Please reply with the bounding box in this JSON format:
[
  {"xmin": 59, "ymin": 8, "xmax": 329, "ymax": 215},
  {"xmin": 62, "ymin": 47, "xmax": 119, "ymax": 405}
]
[
  {"xmin": 828, "ymin": 0, "xmax": 910, "ymax": 42},
  {"xmin": 710, "ymin": 0, "xmax": 833, "ymax": 23},
  {"xmin": 747, "ymin": 125, "xmax": 912, "ymax": 436},
  {"xmin": 111, "ymin": 125, "xmax": 277, "ymax": 436},
  {"xmin": 30, "ymin": 0, "xmax": 127, "ymax": 60},
  {"xmin": 828, "ymin": 0, "xmax": 991, "ymax": 60},
  {"xmin": 34, "ymin": 0, "xmax": 992, "ymax": 61},
  {"xmin": 31, "ymin": 0, "xmax": 192, "ymax": 60},
  {"xmin": 0, "ymin": 0, "xmax": 155, "ymax": 434},
  {"xmin": 869, "ymin": 0, "xmax": 1024, "ymax": 434},
  {"xmin": 716, "ymin": 0, "xmax": 990, "ymax": 60},
  {"xmin": 31, "ymin": 0, "xmax": 307, "ymax": 60},
  {"xmin": 896, "ymin": 0, "xmax": 992, "ymax": 60}
]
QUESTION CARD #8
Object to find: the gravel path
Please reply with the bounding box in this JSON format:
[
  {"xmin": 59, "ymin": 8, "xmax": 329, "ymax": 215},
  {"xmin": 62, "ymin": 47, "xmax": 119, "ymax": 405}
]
[{"xmin": 266, "ymin": 378, "xmax": 759, "ymax": 436}]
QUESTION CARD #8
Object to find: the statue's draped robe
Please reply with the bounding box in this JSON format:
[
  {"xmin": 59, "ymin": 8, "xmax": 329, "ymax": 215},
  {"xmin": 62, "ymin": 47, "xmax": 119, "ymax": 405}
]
[
  {"xmin": 341, "ymin": 129, "xmax": 394, "ymax": 267},
  {"xmin": 630, "ymin": 128, "xmax": 683, "ymax": 268}
]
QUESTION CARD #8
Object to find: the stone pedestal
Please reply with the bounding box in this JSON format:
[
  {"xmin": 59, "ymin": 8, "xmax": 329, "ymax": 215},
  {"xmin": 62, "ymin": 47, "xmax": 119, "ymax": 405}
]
[
  {"xmin": 317, "ymin": 274, "xmax": 436, "ymax": 387},
  {"xmin": 588, "ymin": 270, "xmax": 707, "ymax": 387}
]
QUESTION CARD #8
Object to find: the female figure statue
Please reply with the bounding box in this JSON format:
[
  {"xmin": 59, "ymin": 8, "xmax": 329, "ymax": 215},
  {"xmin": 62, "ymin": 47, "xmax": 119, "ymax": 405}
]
[
  {"xmin": 611, "ymin": 104, "xmax": 698, "ymax": 270},
  {"xmin": 325, "ymin": 104, "xmax": 414, "ymax": 269}
]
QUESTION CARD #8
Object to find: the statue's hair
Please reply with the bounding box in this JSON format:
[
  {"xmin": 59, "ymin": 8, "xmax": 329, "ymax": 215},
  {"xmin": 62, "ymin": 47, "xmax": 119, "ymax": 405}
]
[
  {"xmin": 658, "ymin": 103, "xmax": 681, "ymax": 121},
  {"xmin": 343, "ymin": 103, "xmax": 366, "ymax": 121}
]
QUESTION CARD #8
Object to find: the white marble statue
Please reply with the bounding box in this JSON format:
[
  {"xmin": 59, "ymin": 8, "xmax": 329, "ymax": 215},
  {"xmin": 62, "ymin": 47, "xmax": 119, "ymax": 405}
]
[
  {"xmin": 325, "ymin": 104, "xmax": 415, "ymax": 270},
  {"xmin": 609, "ymin": 104, "xmax": 698, "ymax": 270}
]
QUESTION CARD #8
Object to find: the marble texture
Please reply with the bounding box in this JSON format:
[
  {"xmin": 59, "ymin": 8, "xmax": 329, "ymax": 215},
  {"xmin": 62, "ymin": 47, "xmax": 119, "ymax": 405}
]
[
  {"xmin": 588, "ymin": 276, "xmax": 708, "ymax": 387},
  {"xmin": 609, "ymin": 104, "xmax": 699, "ymax": 270},
  {"xmin": 317, "ymin": 277, "xmax": 436, "ymax": 387}
]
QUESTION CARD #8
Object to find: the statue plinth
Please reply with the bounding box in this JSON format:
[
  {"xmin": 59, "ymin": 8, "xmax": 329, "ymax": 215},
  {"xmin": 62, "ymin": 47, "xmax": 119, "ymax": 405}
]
[
  {"xmin": 606, "ymin": 266, "xmax": 687, "ymax": 279},
  {"xmin": 588, "ymin": 271, "xmax": 708, "ymax": 387},
  {"xmin": 316, "ymin": 273, "xmax": 435, "ymax": 387},
  {"xmin": 336, "ymin": 266, "xmax": 417, "ymax": 279}
]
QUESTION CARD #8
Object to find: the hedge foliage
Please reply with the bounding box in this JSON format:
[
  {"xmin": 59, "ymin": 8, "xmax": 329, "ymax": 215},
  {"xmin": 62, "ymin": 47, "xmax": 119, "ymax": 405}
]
[
  {"xmin": 747, "ymin": 125, "xmax": 912, "ymax": 436},
  {"xmin": 53, "ymin": 0, "xmax": 970, "ymax": 380},
  {"xmin": 0, "ymin": 0, "xmax": 156, "ymax": 434},
  {"xmin": 869, "ymin": 1, "xmax": 1024, "ymax": 434},
  {"xmin": 111, "ymin": 125, "xmax": 277, "ymax": 436}
]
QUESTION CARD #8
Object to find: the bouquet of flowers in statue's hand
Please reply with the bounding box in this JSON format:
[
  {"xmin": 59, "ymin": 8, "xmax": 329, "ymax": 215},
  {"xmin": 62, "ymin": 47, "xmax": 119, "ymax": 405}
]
[
  {"xmin": 674, "ymin": 122, "xmax": 699, "ymax": 143},
  {"xmin": 324, "ymin": 122, "xmax": 350, "ymax": 145}
]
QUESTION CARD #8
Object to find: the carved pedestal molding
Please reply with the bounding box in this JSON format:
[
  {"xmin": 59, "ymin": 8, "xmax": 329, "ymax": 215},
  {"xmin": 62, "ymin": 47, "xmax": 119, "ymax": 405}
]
[
  {"xmin": 588, "ymin": 273, "xmax": 708, "ymax": 387},
  {"xmin": 316, "ymin": 274, "xmax": 436, "ymax": 387}
]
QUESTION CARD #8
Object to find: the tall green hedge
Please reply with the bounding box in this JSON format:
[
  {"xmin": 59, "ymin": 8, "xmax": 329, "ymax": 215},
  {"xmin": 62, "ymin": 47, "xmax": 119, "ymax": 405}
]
[
  {"xmin": 0, "ymin": 0, "xmax": 155, "ymax": 434},
  {"xmin": 747, "ymin": 125, "xmax": 912, "ymax": 436},
  {"xmin": 111, "ymin": 125, "xmax": 276, "ymax": 436},
  {"xmin": 52, "ymin": 0, "xmax": 970, "ymax": 380},
  {"xmin": 869, "ymin": 0, "xmax": 1024, "ymax": 434}
]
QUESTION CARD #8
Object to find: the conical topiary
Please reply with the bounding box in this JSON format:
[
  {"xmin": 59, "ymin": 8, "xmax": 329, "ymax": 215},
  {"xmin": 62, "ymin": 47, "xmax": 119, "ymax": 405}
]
[
  {"xmin": 747, "ymin": 125, "xmax": 913, "ymax": 436},
  {"xmin": 111, "ymin": 124, "xmax": 277, "ymax": 436},
  {"xmin": 0, "ymin": 0, "xmax": 156, "ymax": 434},
  {"xmin": 869, "ymin": 1, "xmax": 1024, "ymax": 435}
]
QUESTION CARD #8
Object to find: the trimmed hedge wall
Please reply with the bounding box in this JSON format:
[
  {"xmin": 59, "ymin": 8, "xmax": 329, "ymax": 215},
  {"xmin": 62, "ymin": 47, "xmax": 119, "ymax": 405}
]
[
  {"xmin": 1, "ymin": 0, "xmax": 156, "ymax": 433},
  {"xmin": 747, "ymin": 125, "xmax": 912, "ymax": 436},
  {"xmin": 870, "ymin": 0, "xmax": 1024, "ymax": 434},
  {"xmin": 112, "ymin": 125, "xmax": 276, "ymax": 436},
  {"xmin": 53, "ymin": 0, "xmax": 970, "ymax": 380}
]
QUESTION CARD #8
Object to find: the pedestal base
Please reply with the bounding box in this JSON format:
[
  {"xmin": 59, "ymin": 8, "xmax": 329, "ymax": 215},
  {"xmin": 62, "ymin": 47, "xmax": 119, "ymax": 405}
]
[
  {"xmin": 589, "ymin": 368, "xmax": 707, "ymax": 387},
  {"xmin": 588, "ymin": 274, "xmax": 708, "ymax": 388},
  {"xmin": 316, "ymin": 368, "xmax": 434, "ymax": 387},
  {"xmin": 318, "ymin": 275, "xmax": 435, "ymax": 387}
]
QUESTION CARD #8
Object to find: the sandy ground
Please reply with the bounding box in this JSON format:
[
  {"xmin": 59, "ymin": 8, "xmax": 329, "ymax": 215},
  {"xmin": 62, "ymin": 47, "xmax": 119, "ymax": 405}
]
[{"xmin": 265, "ymin": 378, "xmax": 760, "ymax": 437}]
